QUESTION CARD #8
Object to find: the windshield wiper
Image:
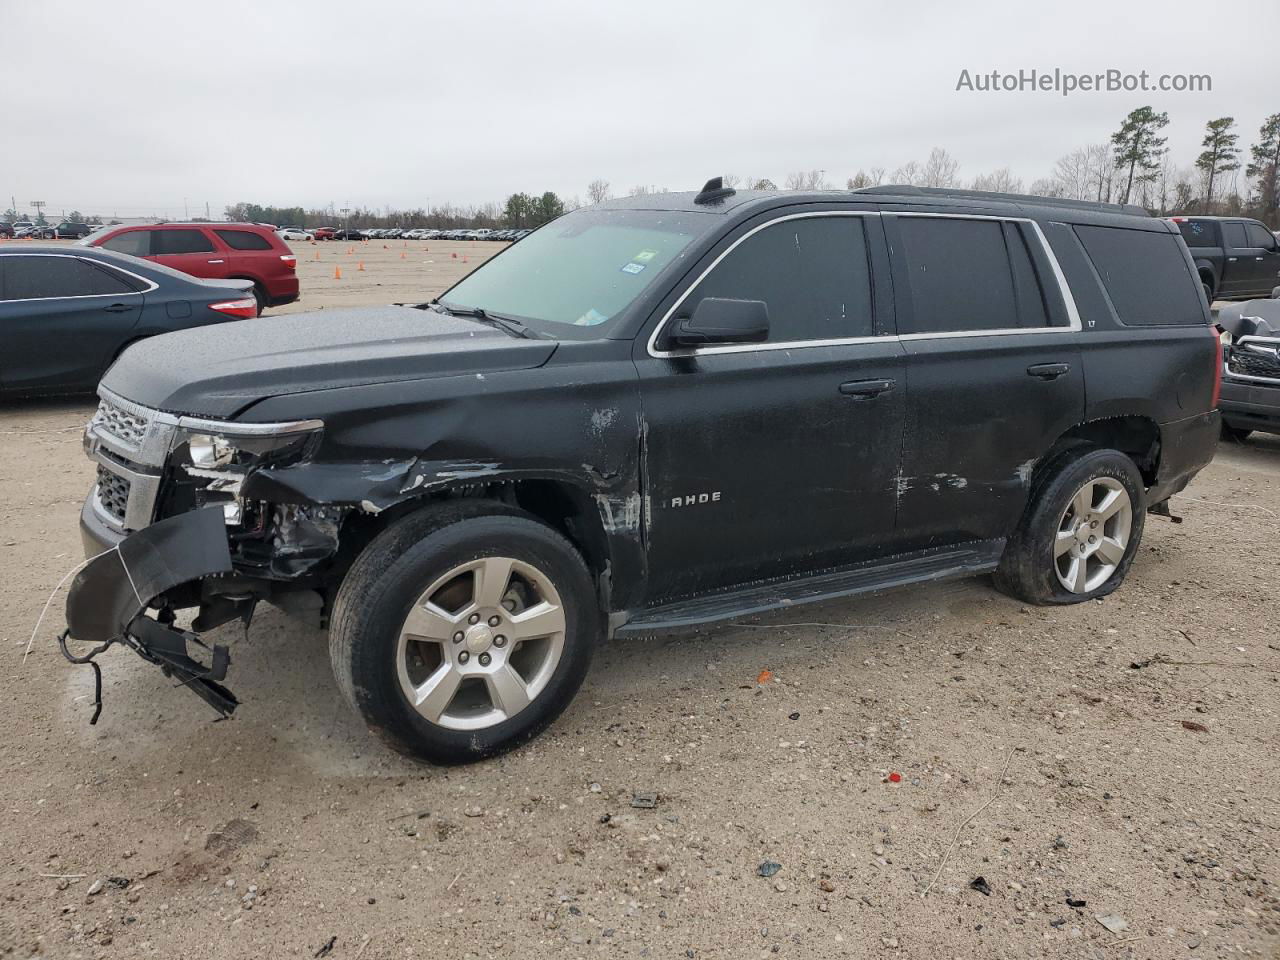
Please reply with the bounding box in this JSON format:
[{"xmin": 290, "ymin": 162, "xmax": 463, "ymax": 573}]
[{"xmin": 432, "ymin": 301, "xmax": 541, "ymax": 339}]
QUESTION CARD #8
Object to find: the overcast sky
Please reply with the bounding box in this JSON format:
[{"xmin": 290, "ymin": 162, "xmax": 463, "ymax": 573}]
[{"xmin": 3, "ymin": 0, "xmax": 1276, "ymax": 219}]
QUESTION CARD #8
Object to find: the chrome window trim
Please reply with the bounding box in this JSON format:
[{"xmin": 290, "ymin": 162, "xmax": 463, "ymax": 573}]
[
  {"xmin": 645, "ymin": 210, "xmax": 1083, "ymax": 359},
  {"xmin": 0, "ymin": 252, "xmax": 159, "ymax": 301}
]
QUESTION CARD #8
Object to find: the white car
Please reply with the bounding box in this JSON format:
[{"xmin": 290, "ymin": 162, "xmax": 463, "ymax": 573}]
[{"xmin": 276, "ymin": 227, "xmax": 314, "ymax": 241}]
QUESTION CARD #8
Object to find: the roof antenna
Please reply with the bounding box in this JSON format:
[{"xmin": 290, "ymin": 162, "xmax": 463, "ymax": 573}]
[{"xmin": 694, "ymin": 176, "xmax": 736, "ymax": 205}]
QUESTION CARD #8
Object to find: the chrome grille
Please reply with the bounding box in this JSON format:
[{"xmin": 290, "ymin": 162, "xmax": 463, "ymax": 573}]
[
  {"xmin": 91, "ymin": 397, "xmax": 151, "ymax": 448},
  {"xmin": 96, "ymin": 465, "xmax": 131, "ymax": 523},
  {"xmin": 1228, "ymin": 342, "xmax": 1280, "ymax": 382}
]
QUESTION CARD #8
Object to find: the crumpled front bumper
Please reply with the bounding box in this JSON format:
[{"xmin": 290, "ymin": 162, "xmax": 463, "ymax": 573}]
[{"xmin": 64, "ymin": 505, "xmax": 241, "ymax": 717}]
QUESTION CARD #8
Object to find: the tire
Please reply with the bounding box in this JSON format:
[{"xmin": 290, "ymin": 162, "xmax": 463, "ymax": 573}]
[
  {"xmin": 994, "ymin": 447, "xmax": 1146, "ymax": 605},
  {"xmin": 251, "ymin": 284, "xmax": 267, "ymax": 317},
  {"xmin": 330, "ymin": 501, "xmax": 598, "ymax": 764},
  {"xmin": 1202, "ymin": 281, "xmax": 1215, "ymax": 304},
  {"xmin": 1220, "ymin": 422, "xmax": 1252, "ymax": 442}
]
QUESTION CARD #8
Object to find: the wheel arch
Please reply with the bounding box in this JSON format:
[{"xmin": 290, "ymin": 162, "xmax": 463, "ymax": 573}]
[{"xmin": 1036, "ymin": 415, "xmax": 1162, "ymax": 489}]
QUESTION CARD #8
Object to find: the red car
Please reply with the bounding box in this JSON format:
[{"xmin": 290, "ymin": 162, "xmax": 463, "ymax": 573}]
[
  {"xmin": 82, "ymin": 222, "xmax": 298, "ymax": 315},
  {"xmin": 312, "ymin": 226, "xmax": 337, "ymax": 241}
]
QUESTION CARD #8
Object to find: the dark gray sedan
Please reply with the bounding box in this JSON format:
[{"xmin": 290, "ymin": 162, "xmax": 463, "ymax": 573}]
[{"xmin": 0, "ymin": 245, "xmax": 256, "ymax": 396}]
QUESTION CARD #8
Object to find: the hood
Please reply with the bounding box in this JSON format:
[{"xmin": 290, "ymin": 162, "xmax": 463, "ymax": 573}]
[{"xmin": 101, "ymin": 305, "xmax": 558, "ymax": 417}]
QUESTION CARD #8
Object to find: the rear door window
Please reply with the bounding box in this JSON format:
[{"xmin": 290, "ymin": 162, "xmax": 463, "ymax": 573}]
[
  {"xmin": 1, "ymin": 255, "xmax": 138, "ymax": 300},
  {"xmin": 215, "ymin": 229, "xmax": 273, "ymax": 251},
  {"xmin": 152, "ymin": 229, "xmax": 215, "ymax": 255},
  {"xmin": 100, "ymin": 230, "xmax": 152, "ymax": 257},
  {"xmin": 1223, "ymin": 222, "xmax": 1250, "ymax": 248},
  {"xmin": 894, "ymin": 216, "xmax": 1052, "ymax": 333},
  {"xmin": 686, "ymin": 215, "xmax": 875, "ymax": 342},
  {"xmin": 1074, "ymin": 225, "xmax": 1204, "ymax": 326}
]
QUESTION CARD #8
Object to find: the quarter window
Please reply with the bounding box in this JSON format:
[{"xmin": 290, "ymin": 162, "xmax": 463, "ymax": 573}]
[
  {"xmin": 215, "ymin": 229, "xmax": 273, "ymax": 251},
  {"xmin": 1, "ymin": 255, "xmax": 137, "ymax": 300},
  {"xmin": 1176, "ymin": 220, "xmax": 1216, "ymax": 247},
  {"xmin": 686, "ymin": 216, "xmax": 875, "ymax": 342},
  {"xmin": 1074, "ymin": 225, "xmax": 1204, "ymax": 326},
  {"xmin": 152, "ymin": 229, "xmax": 215, "ymax": 255},
  {"xmin": 895, "ymin": 217, "xmax": 1052, "ymax": 333}
]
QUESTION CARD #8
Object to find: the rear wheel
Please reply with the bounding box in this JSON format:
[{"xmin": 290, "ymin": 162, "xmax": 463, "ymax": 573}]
[
  {"xmin": 995, "ymin": 447, "xmax": 1146, "ymax": 605},
  {"xmin": 330, "ymin": 503, "xmax": 598, "ymax": 764},
  {"xmin": 251, "ymin": 284, "xmax": 267, "ymax": 317}
]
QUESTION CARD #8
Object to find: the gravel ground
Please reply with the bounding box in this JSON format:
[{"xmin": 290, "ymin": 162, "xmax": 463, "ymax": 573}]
[{"xmin": 1, "ymin": 245, "xmax": 1277, "ymax": 959}]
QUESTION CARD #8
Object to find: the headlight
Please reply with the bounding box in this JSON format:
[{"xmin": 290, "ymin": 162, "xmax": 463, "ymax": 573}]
[{"xmin": 173, "ymin": 417, "xmax": 324, "ymax": 471}]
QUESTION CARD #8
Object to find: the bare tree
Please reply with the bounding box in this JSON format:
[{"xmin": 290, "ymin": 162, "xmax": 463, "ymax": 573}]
[
  {"xmin": 970, "ymin": 167, "xmax": 1023, "ymax": 193},
  {"xmin": 750, "ymin": 178, "xmax": 777, "ymax": 191},
  {"xmin": 628, "ymin": 185, "xmax": 653, "ymax": 197},
  {"xmin": 847, "ymin": 167, "xmax": 886, "ymax": 189},
  {"xmin": 586, "ymin": 179, "xmax": 611, "ymax": 205},
  {"xmin": 1051, "ymin": 147, "xmax": 1094, "ymax": 200},
  {"xmin": 891, "ymin": 160, "xmax": 923, "ymax": 185},
  {"xmin": 1029, "ymin": 177, "xmax": 1065, "ymax": 198},
  {"xmin": 721, "ymin": 174, "xmax": 741, "ymax": 189},
  {"xmin": 784, "ymin": 170, "xmax": 829, "ymax": 190},
  {"xmin": 922, "ymin": 147, "xmax": 960, "ymax": 188}
]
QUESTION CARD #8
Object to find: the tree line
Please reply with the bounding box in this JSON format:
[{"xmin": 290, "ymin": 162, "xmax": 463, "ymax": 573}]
[
  {"xmin": 221, "ymin": 192, "xmax": 574, "ymax": 232},
  {"xmin": 580, "ymin": 109, "xmax": 1278, "ymax": 226}
]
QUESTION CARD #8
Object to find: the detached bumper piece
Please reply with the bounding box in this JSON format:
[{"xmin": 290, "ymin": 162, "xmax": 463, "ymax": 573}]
[{"xmin": 62, "ymin": 506, "xmax": 238, "ymax": 722}]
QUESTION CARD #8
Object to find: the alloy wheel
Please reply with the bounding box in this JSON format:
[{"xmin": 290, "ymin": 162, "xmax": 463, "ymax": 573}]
[
  {"xmin": 1053, "ymin": 476, "xmax": 1132, "ymax": 594},
  {"xmin": 395, "ymin": 556, "xmax": 566, "ymax": 731}
]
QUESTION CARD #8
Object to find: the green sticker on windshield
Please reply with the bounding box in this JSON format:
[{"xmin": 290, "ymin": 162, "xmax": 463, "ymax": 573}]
[{"xmin": 634, "ymin": 249, "xmax": 658, "ymax": 262}]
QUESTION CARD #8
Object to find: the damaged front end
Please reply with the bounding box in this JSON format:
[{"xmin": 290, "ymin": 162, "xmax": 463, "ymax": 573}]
[
  {"xmin": 73, "ymin": 392, "xmax": 340, "ymax": 720},
  {"xmin": 63, "ymin": 506, "xmax": 240, "ymax": 722}
]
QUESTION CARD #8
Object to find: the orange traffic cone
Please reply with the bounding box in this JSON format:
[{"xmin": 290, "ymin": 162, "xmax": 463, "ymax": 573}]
[
  {"xmin": 334, "ymin": 266, "xmax": 342, "ymax": 280},
  {"xmin": 313, "ymin": 250, "xmax": 320, "ymax": 260},
  {"xmin": 462, "ymin": 256, "xmax": 468, "ymax": 264},
  {"xmin": 357, "ymin": 261, "xmax": 365, "ymax": 272},
  {"xmin": 400, "ymin": 251, "xmax": 406, "ymax": 259},
  {"xmin": 347, "ymin": 246, "xmax": 354, "ymax": 255}
]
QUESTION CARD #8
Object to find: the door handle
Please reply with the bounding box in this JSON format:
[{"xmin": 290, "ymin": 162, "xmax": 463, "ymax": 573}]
[
  {"xmin": 207, "ymin": 259, "xmax": 224, "ymax": 264},
  {"xmin": 1228, "ymin": 257, "xmax": 1238, "ymax": 262},
  {"xmin": 103, "ymin": 303, "xmax": 133, "ymax": 313},
  {"xmin": 1027, "ymin": 362, "xmax": 1070, "ymax": 380},
  {"xmin": 839, "ymin": 378, "xmax": 896, "ymax": 398},
  {"xmin": 1257, "ymin": 257, "xmax": 1266, "ymax": 261}
]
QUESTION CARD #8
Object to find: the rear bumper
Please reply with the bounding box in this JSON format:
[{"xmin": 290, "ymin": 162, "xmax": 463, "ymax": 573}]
[
  {"xmin": 1220, "ymin": 377, "xmax": 1280, "ymax": 434},
  {"xmin": 1148, "ymin": 410, "xmax": 1220, "ymax": 504},
  {"xmin": 268, "ymin": 290, "xmax": 300, "ymax": 307}
]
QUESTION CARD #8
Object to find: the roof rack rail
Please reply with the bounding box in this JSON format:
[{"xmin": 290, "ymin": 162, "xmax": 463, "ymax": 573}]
[{"xmin": 852, "ymin": 184, "xmax": 1149, "ymax": 218}]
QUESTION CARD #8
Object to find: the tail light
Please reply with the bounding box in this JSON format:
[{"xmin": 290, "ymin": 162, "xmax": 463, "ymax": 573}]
[
  {"xmin": 1211, "ymin": 324, "xmax": 1224, "ymax": 409},
  {"xmin": 209, "ymin": 298, "xmax": 258, "ymax": 319},
  {"xmin": 280, "ymin": 254, "xmax": 297, "ymax": 270}
]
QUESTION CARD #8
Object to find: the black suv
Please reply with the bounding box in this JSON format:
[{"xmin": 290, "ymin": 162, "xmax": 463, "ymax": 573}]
[{"xmin": 66, "ymin": 181, "xmax": 1220, "ymax": 764}]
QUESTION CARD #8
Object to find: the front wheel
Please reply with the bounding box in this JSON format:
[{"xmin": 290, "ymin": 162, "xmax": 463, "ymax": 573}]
[
  {"xmin": 330, "ymin": 503, "xmax": 598, "ymax": 764},
  {"xmin": 995, "ymin": 447, "xmax": 1146, "ymax": 605}
]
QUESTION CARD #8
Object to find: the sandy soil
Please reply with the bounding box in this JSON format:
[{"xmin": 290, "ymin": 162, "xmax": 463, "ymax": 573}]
[{"xmin": 1, "ymin": 245, "xmax": 1277, "ymax": 959}]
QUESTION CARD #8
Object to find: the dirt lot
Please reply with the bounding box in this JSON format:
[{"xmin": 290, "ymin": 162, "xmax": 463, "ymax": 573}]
[{"xmin": 1, "ymin": 243, "xmax": 1277, "ymax": 959}]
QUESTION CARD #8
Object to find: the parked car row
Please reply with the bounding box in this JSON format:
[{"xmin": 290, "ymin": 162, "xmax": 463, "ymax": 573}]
[
  {"xmin": 0, "ymin": 221, "xmax": 96, "ymax": 240},
  {"xmin": 275, "ymin": 225, "xmax": 532, "ymax": 243}
]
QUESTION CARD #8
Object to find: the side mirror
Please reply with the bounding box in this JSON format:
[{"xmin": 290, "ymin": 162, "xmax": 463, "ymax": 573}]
[{"xmin": 670, "ymin": 297, "xmax": 769, "ymax": 347}]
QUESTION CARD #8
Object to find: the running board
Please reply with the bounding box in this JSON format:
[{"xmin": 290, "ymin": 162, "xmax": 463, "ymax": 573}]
[{"xmin": 615, "ymin": 540, "xmax": 1005, "ymax": 636}]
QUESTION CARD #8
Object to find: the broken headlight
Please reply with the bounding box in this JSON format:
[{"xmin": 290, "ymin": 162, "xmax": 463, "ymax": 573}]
[
  {"xmin": 170, "ymin": 417, "xmax": 324, "ymax": 526},
  {"xmin": 174, "ymin": 418, "xmax": 324, "ymax": 471}
]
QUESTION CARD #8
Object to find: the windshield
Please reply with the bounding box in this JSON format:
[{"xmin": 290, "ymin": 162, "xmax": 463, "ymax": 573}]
[{"xmin": 439, "ymin": 208, "xmax": 707, "ymax": 338}]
